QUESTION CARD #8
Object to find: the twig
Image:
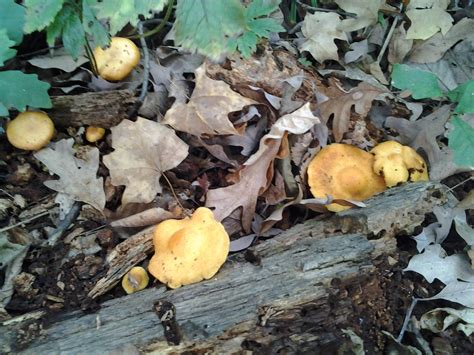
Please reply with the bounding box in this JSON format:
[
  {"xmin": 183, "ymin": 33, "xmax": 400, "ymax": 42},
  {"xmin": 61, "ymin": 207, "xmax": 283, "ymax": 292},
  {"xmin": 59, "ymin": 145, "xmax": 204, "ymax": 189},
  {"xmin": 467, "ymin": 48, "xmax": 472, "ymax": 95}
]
[
  {"xmin": 397, "ymin": 297, "xmax": 418, "ymax": 342},
  {"xmin": 162, "ymin": 172, "xmax": 190, "ymax": 217},
  {"xmin": 376, "ymin": 14, "xmax": 399, "ymax": 64},
  {"xmin": 47, "ymin": 202, "xmax": 81, "ymax": 246},
  {"xmin": 447, "ymin": 175, "xmax": 473, "ymax": 193},
  {"xmin": 0, "ymin": 211, "xmax": 50, "ymax": 233},
  {"xmin": 137, "ymin": 21, "xmax": 150, "ymax": 105},
  {"xmin": 128, "ymin": 0, "xmax": 175, "ymax": 39},
  {"xmin": 296, "ymin": 1, "xmax": 356, "ymax": 17}
]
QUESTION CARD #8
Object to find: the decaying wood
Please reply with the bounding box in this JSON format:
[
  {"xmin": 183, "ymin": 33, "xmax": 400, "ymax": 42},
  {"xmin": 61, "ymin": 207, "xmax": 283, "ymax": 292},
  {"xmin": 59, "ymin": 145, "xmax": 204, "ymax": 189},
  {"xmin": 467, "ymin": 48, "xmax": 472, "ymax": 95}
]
[
  {"xmin": 0, "ymin": 182, "xmax": 448, "ymax": 354},
  {"xmin": 48, "ymin": 90, "xmax": 138, "ymax": 128}
]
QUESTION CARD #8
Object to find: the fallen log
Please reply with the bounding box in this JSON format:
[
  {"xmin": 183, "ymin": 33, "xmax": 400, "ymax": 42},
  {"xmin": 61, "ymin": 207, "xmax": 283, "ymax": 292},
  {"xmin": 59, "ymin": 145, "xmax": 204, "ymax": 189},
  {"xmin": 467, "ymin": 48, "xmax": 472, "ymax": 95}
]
[
  {"xmin": 48, "ymin": 90, "xmax": 138, "ymax": 128},
  {"xmin": 0, "ymin": 182, "xmax": 448, "ymax": 353}
]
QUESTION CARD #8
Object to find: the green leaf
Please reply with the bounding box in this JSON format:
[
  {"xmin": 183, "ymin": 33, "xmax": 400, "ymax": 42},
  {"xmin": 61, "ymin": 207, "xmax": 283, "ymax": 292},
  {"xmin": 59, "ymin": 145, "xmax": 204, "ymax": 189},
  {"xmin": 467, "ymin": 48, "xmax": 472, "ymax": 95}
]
[
  {"xmin": 0, "ymin": 103, "xmax": 8, "ymax": 116},
  {"xmin": 0, "ymin": 0, "xmax": 25, "ymax": 44},
  {"xmin": 83, "ymin": 0, "xmax": 110, "ymax": 48},
  {"xmin": 448, "ymin": 80, "xmax": 474, "ymax": 114},
  {"xmin": 448, "ymin": 116, "xmax": 474, "ymax": 168},
  {"xmin": 246, "ymin": 0, "xmax": 281, "ymax": 18},
  {"xmin": 174, "ymin": 0, "xmax": 246, "ymax": 60},
  {"xmin": 61, "ymin": 6, "xmax": 86, "ymax": 59},
  {"xmin": 24, "ymin": 0, "xmax": 65, "ymax": 33},
  {"xmin": 235, "ymin": 0, "xmax": 283, "ymax": 58},
  {"xmin": 0, "ymin": 71, "xmax": 51, "ymax": 115},
  {"xmin": 0, "ymin": 30, "xmax": 17, "ymax": 66},
  {"xmin": 46, "ymin": 4, "xmax": 85, "ymax": 59},
  {"xmin": 391, "ymin": 64, "xmax": 442, "ymax": 100},
  {"xmin": 236, "ymin": 31, "xmax": 259, "ymax": 58},
  {"xmin": 247, "ymin": 17, "xmax": 283, "ymax": 37},
  {"xmin": 95, "ymin": 0, "xmax": 167, "ymax": 35}
]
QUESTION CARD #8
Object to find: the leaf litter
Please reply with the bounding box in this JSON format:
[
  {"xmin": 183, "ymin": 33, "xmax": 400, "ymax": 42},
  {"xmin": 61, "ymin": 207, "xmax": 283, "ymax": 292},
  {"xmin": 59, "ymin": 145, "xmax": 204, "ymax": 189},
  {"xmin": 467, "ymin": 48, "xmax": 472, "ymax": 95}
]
[{"xmin": 2, "ymin": 1, "xmax": 474, "ymax": 352}]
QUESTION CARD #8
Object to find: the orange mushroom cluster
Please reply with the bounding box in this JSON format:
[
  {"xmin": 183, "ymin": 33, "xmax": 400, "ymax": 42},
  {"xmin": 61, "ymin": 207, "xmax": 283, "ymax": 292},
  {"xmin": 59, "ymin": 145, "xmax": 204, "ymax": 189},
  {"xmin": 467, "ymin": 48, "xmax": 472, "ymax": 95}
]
[
  {"xmin": 148, "ymin": 207, "xmax": 230, "ymax": 289},
  {"xmin": 307, "ymin": 142, "xmax": 429, "ymax": 212}
]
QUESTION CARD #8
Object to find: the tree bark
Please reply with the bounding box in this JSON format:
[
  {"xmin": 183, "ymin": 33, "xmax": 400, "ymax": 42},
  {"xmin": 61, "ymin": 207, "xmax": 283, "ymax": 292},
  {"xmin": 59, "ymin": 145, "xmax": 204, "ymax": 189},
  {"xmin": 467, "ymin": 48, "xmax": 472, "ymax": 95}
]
[
  {"xmin": 0, "ymin": 182, "xmax": 448, "ymax": 354},
  {"xmin": 48, "ymin": 90, "xmax": 138, "ymax": 128}
]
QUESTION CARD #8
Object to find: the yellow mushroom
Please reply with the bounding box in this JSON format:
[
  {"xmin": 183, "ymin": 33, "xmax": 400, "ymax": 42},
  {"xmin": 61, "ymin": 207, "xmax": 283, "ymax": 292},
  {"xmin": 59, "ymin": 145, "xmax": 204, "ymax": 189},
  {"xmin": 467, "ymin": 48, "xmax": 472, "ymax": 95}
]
[
  {"xmin": 122, "ymin": 266, "xmax": 149, "ymax": 294},
  {"xmin": 93, "ymin": 37, "xmax": 140, "ymax": 81},
  {"xmin": 148, "ymin": 207, "xmax": 230, "ymax": 289},
  {"xmin": 370, "ymin": 141, "xmax": 429, "ymax": 187},
  {"xmin": 307, "ymin": 144, "xmax": 387, "ymax": 212},
  {"xmin": 6, "ymin": 111, "xmax": 55, "ymax": 150},
  {"xmin": 85, "ymin": 126, "xmax": 106, "ymax": 143}
]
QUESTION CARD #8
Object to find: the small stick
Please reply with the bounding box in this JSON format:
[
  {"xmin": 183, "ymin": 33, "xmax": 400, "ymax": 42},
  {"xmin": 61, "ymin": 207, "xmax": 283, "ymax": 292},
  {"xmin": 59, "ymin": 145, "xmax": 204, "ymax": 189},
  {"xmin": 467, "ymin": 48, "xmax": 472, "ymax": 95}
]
[
  {"xmin": 0, "ymin": 211, "xmax": 50, "ymax": 233},
  {"xmin": 376, "ymin": 14, "xmax": 399, "ymax": 64},
  {"xmin": 137, "ymin": 21, "xmax": 150, "ymax": 105},
  {"xmin": 397, "ymin": 297, "xmax": 418, "ymax": 342},
  {"xmin": 47, "ymin": 202, "xmax": 81, "ymax": 246}
]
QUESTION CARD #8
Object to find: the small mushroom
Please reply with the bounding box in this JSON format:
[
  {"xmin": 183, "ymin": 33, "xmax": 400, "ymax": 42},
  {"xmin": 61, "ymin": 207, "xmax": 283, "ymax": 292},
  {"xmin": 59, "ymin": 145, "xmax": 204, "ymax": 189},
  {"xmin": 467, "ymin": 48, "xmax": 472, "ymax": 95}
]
[
  {"xmin": 93, "ymin": 37, "xmax": 140, "ymax": 81},
  {"xmin": 122, "ymin": 266, "xmax": 149, "ymax": 294},
  {"xmin": 85, "ymin": 126, "xmax": 105, "ymax": 143},
  {"xmin": 307, "ymin": 143, "xmax": 387, "ymax": 212},
  {"xmin": 370, "ymin": 141, "xmax": 429, "ymax": 187},
  {"xmin": 148, "ymin": 207, "xmax": 230, "ymax": 289},
  {"xmin": 6, "ymin": 111, "xmax": 55, "ymax": 150}
]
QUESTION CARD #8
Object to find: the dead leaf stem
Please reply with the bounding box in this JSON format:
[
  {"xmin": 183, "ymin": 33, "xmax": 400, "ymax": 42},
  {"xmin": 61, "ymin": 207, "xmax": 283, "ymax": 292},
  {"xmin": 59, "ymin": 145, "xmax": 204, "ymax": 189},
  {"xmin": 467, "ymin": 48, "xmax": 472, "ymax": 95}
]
[{"xmin": 162, "ymin": 172, "xmax": 190, "ymax": 217}]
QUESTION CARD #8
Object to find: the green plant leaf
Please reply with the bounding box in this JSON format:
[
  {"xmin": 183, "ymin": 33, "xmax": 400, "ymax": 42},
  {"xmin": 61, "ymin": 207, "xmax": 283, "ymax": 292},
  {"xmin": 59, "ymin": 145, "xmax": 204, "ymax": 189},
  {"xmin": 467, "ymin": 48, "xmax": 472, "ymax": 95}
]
[
  {"xmin": 95, "ymin": 0, "xmax": 167, "ymax": 35},
  {"xmin": 391, "ymin": 64, "xmax": 442, "ymax": 100},
  {"xmin": 0, "ymin": 71, "xmax": 51, "ymax": 115},
  {"xmin": 0, "ymin": 30, "xmax": 17, "ymax": 66},
  {"xmin": 448, "ymin": 80, "xmax": 474, "ymax": 114},
  {"xmin": 246, "ymin": 0, "xmax": 281, "ymax": 18},
  {"xmin": 236, "ymin": 0, "xmax": 283, "ymax": 58},
  {"xmin": 62, "ymin": 6, "xmax": 86, "ymax": 59},
  {"xmin": 24, "ymin": 0, "xmax": 65, "ymax": 33},
  {"xmin": 0, "ymin": 0, "xmax": 25, "ymax": 44},
  {"xmin": 46, "ymin": 4, "xmax": 85, "ymax": 59},
  {"xmin": 448, "ymin": 116, "xmax": 474, "ymax": 168},
  {"xmin": 83, "ymin": 0, "xmax": 110, "ymax": 48},
  {"xmin": 174, "ymin": 0, "xmax": 246, "ymax": 60},
  {"xmin": 236, "ymin": 31, "xmax": 259, "ymax": 58}
]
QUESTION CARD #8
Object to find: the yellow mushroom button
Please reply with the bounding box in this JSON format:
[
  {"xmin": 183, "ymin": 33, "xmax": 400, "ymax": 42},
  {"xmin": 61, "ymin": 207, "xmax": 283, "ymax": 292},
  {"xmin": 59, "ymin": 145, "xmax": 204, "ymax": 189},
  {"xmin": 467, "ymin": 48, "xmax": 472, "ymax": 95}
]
[
  {"xmin": 93, "ymin": 37, "xmax": 140, "ymax": 81},
  {"xmin": 6, "ymin": 111, "xmax": 55, "ymax": 151},
  {"xmin": 122, "ymin": 266, "xmax": 149, "ymax": 294},
  {"xmin": 148, "ymin": 207, "xmax": 230, "ymax": 289},
  {"xmin": 307, "ymin": 144, "xmax": 387, "ymax": 212},
  {"xmin": 85, "ymin": 126, "xmax": 106, "ymax": 143}
]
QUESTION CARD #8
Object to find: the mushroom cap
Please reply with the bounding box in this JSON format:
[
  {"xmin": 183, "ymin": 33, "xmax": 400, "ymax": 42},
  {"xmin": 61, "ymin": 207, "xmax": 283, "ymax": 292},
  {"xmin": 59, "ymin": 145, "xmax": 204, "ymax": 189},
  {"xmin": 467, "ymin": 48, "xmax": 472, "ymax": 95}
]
[
  {"xmin": 370, "ymin": 141, "xmax": 429, "ymax": 187},
  {"xmin": 148, "ymin": 207, "xmax": 230, "ymax": 289},
  {"xmin": 307, "ymin": 144, "xmax": 387, "ymax": 212},
  {"xmin": 85, "ymin": 126, "xmax": 106, "ymax": 143},
  {"xmin": 6, "ymin": 111, "xmax": 54, "ymax": 150},
  {"xmin": 121, "ymin": 266, "xmax": 149, "ymax": 294},
  {"xmin": 93, "ymin": 37, "xmax": 140, "ymax": 81}
]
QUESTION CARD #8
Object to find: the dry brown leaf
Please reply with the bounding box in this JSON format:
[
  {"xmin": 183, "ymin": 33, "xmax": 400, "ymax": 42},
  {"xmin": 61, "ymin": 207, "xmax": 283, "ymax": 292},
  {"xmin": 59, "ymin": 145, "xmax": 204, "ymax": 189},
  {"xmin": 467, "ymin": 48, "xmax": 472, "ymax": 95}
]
[
  {"xmin": 388, "ymin": 22, "xmax": 413, "ymax": 65},
  {"xmin": 206, "ymin": 138, "xmax": 280, "ymax": 233},
  {"xmin": 162, "ymin": 64, "xmax": 257, "ymax": 136},
  {"xmin": 110, "ymin": 207, "xmax": 175, "ymax": 228},
  {"xmin": 206, "ymin": 103, "xmax": 320, "ymax": 232},
  {"xmin": 335, "ymin": 0, "xmax": 383, "ymax": 32},
  {"xmin": 103, "ymin": 118, "xmax": 188, "ymax": 205},
  {"xmin": 299, "ymin": 12, "xmax": 348, "ymax": 63},
  {"xmin": 405, "ymin": 0, "xmax": 453, "ymax": 40},
  {"xmin": 34, "ymin": 139, "xmax": 106, "ymax": 211},
  {"xmin": 317, "ymin": 79, "xmax": 387, "ymax": 142},
  {"xmin": 408, "ymin": 18, "xmax": 474, "ymax": 63},
  {"xmin": 385, "ymin": 105, "xmax": 451, "ymax": 167}
]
